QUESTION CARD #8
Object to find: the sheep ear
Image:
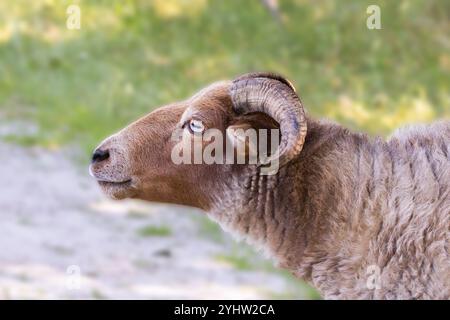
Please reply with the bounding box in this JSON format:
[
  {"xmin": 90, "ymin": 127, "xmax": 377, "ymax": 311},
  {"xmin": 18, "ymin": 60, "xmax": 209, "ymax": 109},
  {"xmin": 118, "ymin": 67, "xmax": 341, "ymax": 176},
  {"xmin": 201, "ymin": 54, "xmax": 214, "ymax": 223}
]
[{"xmin": 226, "ymin": 123, "xmax": 258, "ymax": 161}]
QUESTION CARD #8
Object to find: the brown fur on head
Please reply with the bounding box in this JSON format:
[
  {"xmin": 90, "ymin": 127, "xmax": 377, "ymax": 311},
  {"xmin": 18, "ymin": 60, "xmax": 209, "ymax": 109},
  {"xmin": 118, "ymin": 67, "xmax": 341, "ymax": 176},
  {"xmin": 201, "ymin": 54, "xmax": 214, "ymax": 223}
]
[
  {"xmin": 90, "ymin": 81, "xmax": 228, "ymax": 208},
  {"xmin": 89, "ymin": 74, "xmax": 295, "ymax": 209}
]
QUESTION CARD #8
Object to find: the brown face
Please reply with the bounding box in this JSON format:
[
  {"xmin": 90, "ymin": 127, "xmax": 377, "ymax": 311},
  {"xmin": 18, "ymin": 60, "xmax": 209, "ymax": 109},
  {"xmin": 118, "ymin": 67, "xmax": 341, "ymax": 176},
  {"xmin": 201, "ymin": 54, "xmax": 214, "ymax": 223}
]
[
  {"xmin": 89, "ymin": 81, "xmax": 235, "ymax": 208},
  {"xmin": 89, "ymin": 73, "xmax": 307, "ymax": 210}
]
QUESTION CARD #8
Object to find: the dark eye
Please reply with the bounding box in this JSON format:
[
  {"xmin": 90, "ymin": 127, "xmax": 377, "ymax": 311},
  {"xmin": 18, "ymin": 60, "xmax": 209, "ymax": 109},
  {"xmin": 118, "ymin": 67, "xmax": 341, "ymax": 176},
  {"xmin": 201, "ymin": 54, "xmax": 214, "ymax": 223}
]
[{"xmin": 188, "ymin": 119, "xmax": 205, "ymax": 134}]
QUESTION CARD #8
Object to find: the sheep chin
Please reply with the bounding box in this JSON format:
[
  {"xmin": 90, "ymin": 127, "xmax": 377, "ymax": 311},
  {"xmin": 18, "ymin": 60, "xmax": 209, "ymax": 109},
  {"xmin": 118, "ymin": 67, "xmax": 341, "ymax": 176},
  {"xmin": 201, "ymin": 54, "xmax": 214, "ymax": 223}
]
[{"xmin": 97, "ymin": 180, "xmax": 135, "ymax": 200}]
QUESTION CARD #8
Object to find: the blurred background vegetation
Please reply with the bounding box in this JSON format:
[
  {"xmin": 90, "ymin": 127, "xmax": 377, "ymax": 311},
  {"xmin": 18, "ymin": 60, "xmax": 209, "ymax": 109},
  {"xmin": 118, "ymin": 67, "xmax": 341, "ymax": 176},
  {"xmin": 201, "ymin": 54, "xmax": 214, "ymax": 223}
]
[
  {"xmin": 0, "ymin": 0, "xmax": 448, "ymax": 154},
  {"xmin": 0, "ymin": 0, "xmax": 448, "ymax": 300}
]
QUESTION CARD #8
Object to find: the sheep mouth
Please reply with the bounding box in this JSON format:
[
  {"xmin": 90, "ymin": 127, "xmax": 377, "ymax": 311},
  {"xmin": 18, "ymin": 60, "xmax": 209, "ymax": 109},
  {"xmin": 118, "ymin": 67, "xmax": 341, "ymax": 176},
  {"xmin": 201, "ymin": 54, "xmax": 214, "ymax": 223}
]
[
  {"xmin": 96, "ymin": 179, "xmax": 135, "ymax": 199},
  {"xmin": 97, "ymin": 179, "xmax": 132, "ymax": 187}
]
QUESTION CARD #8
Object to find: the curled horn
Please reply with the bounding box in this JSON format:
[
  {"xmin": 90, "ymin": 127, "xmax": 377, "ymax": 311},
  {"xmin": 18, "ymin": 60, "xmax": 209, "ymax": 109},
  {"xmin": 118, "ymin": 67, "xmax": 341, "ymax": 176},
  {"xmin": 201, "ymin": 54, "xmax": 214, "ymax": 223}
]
[{"xmin": 230, "ymin": 72, "xmax": 307, "ymax": 168}]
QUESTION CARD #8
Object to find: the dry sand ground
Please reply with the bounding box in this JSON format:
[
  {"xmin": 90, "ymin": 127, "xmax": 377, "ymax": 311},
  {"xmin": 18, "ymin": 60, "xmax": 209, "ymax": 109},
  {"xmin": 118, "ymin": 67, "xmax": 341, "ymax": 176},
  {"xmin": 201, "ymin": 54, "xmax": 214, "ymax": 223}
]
[{"xmin": 0, "ymin": 141, "xmax": 311, "ymax": 299}]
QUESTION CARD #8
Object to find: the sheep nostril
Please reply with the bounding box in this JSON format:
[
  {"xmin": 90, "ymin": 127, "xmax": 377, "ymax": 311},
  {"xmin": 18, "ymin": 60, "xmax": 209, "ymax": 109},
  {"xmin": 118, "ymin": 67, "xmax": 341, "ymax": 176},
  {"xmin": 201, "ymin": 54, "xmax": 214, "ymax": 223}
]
[{"xmin": 92, "ymin": 149, "xmax": 110, "ymax": 164}]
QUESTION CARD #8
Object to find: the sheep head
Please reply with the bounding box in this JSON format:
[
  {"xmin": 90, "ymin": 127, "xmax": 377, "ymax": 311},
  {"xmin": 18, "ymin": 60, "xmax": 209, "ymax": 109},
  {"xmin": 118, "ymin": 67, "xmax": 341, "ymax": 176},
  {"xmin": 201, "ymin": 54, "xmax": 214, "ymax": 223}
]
[{"xmin": 89, "ymin": 72, "xmax": 307, "ymax": 209}]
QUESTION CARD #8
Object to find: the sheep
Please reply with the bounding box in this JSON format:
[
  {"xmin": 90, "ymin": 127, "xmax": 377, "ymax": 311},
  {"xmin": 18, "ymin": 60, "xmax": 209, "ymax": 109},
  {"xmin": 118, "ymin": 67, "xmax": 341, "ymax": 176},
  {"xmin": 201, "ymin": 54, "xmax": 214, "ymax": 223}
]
[{"xmin": 89, "ymin": 72, "xmax": 450, "ymax": 299}]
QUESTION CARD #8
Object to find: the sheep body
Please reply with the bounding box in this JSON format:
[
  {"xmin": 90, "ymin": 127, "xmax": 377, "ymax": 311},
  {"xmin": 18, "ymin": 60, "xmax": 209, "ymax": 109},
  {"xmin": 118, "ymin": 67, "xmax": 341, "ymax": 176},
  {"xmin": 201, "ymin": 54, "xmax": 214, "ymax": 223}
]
[
  {"xmin": 209, "ymin": 118, "xmax": 450, "ymax": 299},
  {"xmin": 90, "ymin": 73, "xmax": 449, "ymax": 299}
]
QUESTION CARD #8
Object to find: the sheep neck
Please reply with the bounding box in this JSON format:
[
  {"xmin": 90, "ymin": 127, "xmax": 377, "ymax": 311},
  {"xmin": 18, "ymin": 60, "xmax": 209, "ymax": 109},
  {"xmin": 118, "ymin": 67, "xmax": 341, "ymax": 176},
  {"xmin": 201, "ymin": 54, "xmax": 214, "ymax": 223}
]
[{"xmin": 208, "ymin": 118, "xmax": 397, "ymax": 298}]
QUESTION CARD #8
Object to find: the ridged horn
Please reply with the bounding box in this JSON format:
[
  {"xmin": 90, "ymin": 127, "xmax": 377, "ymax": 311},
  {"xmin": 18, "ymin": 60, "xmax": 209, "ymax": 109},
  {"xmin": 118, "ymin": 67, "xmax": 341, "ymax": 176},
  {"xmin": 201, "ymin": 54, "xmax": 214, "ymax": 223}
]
[{"xmin": 230, "ymin": 72, "xmax": 307, "ymax": 168}]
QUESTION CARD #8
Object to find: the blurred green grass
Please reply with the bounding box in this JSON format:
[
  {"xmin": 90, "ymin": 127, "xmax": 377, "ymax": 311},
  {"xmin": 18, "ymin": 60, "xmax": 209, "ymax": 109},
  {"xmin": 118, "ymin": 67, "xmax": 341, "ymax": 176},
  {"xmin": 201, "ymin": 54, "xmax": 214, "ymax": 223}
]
[
  {"xmin": 137, "ymin": 224, "xmax": 172, "ymax": 237},
  {"xmin": 0, "ymin": 0, "xmax": 448, "ymax": 156}
]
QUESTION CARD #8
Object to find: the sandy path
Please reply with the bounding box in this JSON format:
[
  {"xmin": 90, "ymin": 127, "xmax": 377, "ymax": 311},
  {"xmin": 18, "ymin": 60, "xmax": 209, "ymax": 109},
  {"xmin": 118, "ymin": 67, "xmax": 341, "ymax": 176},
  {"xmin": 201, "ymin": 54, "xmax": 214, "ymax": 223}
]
[{"xmin": 0, "ymin": 142, "xmax": 305, "ymax": 299}]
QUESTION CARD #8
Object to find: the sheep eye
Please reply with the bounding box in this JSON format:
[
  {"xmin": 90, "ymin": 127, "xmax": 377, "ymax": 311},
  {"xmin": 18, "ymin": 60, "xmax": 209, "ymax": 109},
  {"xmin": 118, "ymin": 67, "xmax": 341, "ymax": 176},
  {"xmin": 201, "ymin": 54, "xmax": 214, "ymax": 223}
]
[{"xmin": 188, "ymin": 119, "xmax": 205, "ymax": 134}]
